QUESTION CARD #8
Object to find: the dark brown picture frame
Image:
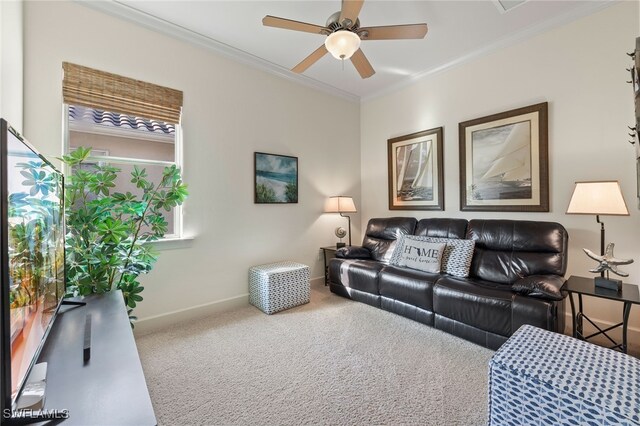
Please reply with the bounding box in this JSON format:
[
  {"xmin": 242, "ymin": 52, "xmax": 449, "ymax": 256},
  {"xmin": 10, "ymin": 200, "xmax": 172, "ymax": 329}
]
[
  {"xmin": 254, "ymin": 152, "xmax": 298, "ymax": 204},
  {"xmin": 388, "ymin": 127, "xmax": 444, "ymax": 211},
  {"xmin": 458, "ymin": 102, "xmax": 549, "ymax": 212}
]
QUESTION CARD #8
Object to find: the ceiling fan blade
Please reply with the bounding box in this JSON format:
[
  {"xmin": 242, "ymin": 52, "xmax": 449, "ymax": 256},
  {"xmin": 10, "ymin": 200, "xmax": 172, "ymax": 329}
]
[
  {"xmin": 359, "ymin": 24, "xmax": 428, "ymax": 40},
  {"xmin": 292, "ymin": 45, "xmax": 328, "ymax": 74},
  {"xmin": 350, "ymin": 48, "xmax": 375, "ymax": 79},
  {"xmin": 262, "ymin": 15, "xmax": 328, "ymax": 35},
  {"xmin": 339, "ymin": 0, "xmax": 364, "ymax": 27}
]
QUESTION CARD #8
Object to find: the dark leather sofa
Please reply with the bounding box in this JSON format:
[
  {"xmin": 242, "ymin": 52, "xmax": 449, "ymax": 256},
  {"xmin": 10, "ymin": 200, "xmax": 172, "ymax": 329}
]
[{"xmin": 328, "ymin": 217, "xmax": 568, "ymax": 350}]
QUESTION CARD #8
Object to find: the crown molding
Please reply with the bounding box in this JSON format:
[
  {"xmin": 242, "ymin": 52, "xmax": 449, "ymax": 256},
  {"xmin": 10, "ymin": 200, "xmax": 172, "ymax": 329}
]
[
  {"xmin": 75, "ymin": 0, "xmax": 360, "ymax": 103},
  {"xmin": 361, "ymin": 0, "xmax": 617, "ymax": 103},
  {"xmin": 77, "ymin": 0, "xmax": 616, "ymax": 105}
]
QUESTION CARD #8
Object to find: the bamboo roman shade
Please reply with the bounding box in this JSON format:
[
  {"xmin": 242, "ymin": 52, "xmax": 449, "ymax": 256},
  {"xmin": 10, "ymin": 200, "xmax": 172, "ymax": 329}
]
[{"xmin": 62, "ymin": 62, "xmax": 183, "ymax": 124}]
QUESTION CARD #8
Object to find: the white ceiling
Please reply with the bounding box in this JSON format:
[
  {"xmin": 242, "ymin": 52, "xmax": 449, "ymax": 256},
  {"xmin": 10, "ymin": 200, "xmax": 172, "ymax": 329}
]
[{"xmin": 93, "ymin": 0, "xmax": 614, "ymax": 100}]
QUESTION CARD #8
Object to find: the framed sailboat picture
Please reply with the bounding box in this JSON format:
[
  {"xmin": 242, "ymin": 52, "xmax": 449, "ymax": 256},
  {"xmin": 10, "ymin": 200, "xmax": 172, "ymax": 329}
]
[
  {"xmin": 388, "ymin": 127, "xmax": 444, "ymax": 210},
  {"xmin": 459, "ymin": 102, "xmax": 549, "ymax": 212}
]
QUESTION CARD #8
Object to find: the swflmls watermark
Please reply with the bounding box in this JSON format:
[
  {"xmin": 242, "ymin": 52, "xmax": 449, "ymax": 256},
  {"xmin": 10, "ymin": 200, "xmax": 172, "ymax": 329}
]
[{"xmin": 3, "ymin": 408, "xmax": 70, "ymax": 419}]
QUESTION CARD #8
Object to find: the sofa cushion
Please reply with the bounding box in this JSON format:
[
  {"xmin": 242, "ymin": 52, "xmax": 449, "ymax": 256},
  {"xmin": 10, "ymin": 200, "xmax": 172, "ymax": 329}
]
[
  {"xmin": 415, "ymin": 218, "xmax": 468, "ymax": 239},
  {"xmin": 466, "ymin": 219, "xmax": 568, "ymax": 285},
  {"xmin": 433, "ymin": 276, "xmax": 513, "ymax": 336},
  {"xmin": 362, "ymin": 217, "xmax": 417, "ymax": 263},
  {"xmin": 393, "ymin": 238, "xmax": 445, "ymax": 273},
  {"xmin": 328, "ymin": 258, "xmax": 384, "ymax": 294},
  {"xmin": 379, "ymin": 265, "xmax": 440, "ymax": 311}
]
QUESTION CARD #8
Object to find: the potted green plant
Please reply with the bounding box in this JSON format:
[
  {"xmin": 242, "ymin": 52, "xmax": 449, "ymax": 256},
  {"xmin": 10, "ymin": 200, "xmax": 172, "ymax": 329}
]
[{"xmin": 61, "ymin": 147, "xmax": 188, "ymax": 323}]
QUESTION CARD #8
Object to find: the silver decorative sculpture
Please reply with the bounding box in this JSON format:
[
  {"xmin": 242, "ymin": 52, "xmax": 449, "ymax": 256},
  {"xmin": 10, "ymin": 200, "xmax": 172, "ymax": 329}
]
[{"xmin": 583, "ymin": 243, "xmax": 634, "ymax": 291}]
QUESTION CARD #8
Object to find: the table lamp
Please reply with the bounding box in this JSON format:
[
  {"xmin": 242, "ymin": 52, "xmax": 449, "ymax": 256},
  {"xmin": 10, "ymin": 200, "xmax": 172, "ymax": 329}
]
[
  {"xmin": 566, "ymin": 181, "xmax": 630, "ymax": 289},
  {"xmin": 325, "ymin": 196, "xmax": 357, "ymax": 248}
]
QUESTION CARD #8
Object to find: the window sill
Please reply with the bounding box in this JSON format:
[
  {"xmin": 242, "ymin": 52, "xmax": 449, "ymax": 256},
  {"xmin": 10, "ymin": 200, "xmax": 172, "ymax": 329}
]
[{"xmin": 145, "ymin": 236, "xmax": 195, "ymax": 251}]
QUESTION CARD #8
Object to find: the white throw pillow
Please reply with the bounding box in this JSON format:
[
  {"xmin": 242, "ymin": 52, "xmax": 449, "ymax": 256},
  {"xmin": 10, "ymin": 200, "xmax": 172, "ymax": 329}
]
[
  {"xmin": 390, "ymin": 235, "xmax": 475, "ymax": 277},
  {"xmin": 394, "ymin": 237, "xmax": 445, "ymax": 273}
]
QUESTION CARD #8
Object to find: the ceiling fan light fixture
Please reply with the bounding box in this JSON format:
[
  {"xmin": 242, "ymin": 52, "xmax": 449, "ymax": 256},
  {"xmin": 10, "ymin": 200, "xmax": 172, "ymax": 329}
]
[{"xmin": 324, "ymin": 30, "xmax": 361, "ymax": 60}]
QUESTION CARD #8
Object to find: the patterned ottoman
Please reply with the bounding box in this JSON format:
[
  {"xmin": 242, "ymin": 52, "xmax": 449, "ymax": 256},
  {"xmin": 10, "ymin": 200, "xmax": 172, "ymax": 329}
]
[
  {"xmin": 249, "ymin": 261, "xmax": 310, "ymax": 314},
  {"xmin": 489, "ymin": 325, "xmax": 640, "ymax": 425}
]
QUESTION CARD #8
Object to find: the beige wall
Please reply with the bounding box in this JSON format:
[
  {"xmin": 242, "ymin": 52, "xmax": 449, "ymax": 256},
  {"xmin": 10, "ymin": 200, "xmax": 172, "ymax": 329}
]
[
  {"xmin": 0, "ymin": 0, "xmax": 23, "ymax": 131},
  {"xmin": 361, "ymin": 2, "xmax": 640, "ymax": 342},
  {"xmin": 24, "ymin": 1, "xmax": 361, "ymax": 328}
]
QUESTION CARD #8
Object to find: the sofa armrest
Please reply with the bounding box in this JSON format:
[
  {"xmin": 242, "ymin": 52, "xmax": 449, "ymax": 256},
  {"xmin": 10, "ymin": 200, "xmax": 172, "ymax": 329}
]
[
  {"xmin": 335, "ymin": 246, "xmax": 372, "ymax": 260},
  {"xmin": 512, "ymin": 275, "xmax": 566, "ymax": 301}
]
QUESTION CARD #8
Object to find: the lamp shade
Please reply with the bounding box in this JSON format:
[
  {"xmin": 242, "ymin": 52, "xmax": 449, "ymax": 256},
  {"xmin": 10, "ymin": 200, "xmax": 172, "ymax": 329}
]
[
  {"xmin": 324, "ymin": 31, "xmax": 361, "ymax": 60},
  {"xmin": 325, "ymin": 196, "xmax": 357, "ymax": 213},
  {"xmin": 566, "ymin": 181, "xmax": 629, "ymax": 216}
]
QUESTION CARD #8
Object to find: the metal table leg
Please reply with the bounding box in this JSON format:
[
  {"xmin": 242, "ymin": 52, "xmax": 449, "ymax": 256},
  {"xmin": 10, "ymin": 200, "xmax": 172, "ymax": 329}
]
[
  {"xmin": 622, "ymin": 302, "xmax": 632, "ymax": 354},
  {"xmin": 569, "ymin": 293, "xmax": 577, "ymax": 338},
  {"xmin": 577, "ymin": 294, "xmax": 584, "ymax": 339},
  {"xmin": 322, "ymin": 250, "xmax": 329, "ymax": 286}
]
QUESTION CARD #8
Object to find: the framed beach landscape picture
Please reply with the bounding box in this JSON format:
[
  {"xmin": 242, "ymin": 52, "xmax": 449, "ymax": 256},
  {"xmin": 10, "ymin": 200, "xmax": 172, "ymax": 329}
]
[
  {"xmin": 459, "ymin": 102, "xmax": 549, "ymax": 212},
  {"xmin": 388, "ymin": 127, "xmax": 444, "ymax": 210},
  {"xmin": 254, "ymin": 152, "xmax": 298, "ymax": 204}
]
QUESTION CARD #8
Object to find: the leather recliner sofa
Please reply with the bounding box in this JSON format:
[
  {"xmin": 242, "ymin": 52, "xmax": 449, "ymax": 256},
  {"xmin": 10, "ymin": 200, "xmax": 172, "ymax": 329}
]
[{"xmin": 328, "ymin": 217, "xmax": 568, "ymax": 350}]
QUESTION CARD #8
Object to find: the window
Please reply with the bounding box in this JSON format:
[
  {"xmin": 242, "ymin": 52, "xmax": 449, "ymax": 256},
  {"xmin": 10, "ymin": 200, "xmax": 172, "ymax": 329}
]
[{"xmin": 62, "ymin": 63, "xmax": 184, "ymax": 238}]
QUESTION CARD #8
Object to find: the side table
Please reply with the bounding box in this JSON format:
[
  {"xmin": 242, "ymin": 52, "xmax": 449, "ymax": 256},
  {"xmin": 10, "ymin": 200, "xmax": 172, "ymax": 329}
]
[
  {"xmin": 320, "ymin": 246, "xmax": 338, "ymax": 286},
  {"xmin": 565, "ymin": 275, "xmax": 640, "ymax": 354}
]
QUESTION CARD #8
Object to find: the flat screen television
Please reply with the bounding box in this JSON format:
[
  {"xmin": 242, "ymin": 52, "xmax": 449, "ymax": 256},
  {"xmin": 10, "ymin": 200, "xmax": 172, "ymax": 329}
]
[{"xmin": 0, "ymin": 119, "xmax": 65, "ymax": 418}]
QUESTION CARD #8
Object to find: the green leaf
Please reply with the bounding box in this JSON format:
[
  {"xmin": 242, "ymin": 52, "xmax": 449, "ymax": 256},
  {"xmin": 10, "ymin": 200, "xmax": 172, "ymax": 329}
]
[
  {"xmin": 112, "ymin": 192, "xmax": 136, "ymax": 202},
  {"xmin": 88, "ymin": 172, "xmax": 117, "ymax": 196},
  {"xmin": 59, "ymin": 146, "xmax": 92, "ymax": 166},
  {"xmin": 131, "ymin": 165, "xmax": 149, "ymax": 189},
  {"xmin": 96, "ymin": 218, "xmax": 129, "ymax": 244}
]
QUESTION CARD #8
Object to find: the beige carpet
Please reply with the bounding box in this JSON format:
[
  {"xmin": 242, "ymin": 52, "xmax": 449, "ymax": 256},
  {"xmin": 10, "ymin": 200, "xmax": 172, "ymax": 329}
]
[{"xmin": 136, "ymin": 283, "xmax": 494, "ymax": 425}]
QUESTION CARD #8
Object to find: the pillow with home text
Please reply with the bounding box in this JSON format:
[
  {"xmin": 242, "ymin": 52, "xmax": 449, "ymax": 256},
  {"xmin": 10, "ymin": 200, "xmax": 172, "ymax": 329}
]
[
  {"xmin": 390, "ymin": 235, "xmax": 475, "ymax": 277},
  {"xmin": 393, "ymin": 237, "xmax": 445, "ymax": 273}
]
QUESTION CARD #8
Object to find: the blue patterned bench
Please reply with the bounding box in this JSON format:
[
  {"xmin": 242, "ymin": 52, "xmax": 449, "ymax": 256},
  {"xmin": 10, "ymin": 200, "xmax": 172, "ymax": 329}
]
[{"xmin": 489, "ymin": 325, "xmax": 640, "ymax": 425}]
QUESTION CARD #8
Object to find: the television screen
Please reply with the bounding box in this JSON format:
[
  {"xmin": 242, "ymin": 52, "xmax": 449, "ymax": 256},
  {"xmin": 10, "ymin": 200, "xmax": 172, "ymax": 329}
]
[{"xmin": 0, "ymin": 119, "xmax": 65, "ymax": 409}]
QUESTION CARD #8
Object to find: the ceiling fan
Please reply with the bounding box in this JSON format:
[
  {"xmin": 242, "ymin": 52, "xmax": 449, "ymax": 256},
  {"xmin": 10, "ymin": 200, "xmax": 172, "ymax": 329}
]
[{"xmin": 262, "ymin": 0, "xmax": 428, "ymax": 79}]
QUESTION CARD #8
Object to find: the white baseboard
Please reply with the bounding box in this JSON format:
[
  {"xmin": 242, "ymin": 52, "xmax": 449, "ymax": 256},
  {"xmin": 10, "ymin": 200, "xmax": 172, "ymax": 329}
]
[
  {"xmin": 133, "ymin": 276, "xmax": 326, "ymax": 336},
  {"xmin": 133, "ymin": 293, "xmax": 249, "ymax": 336},
  {"xmin": 564, "ymin": 312, "xmax": 640, "ymax": 354}
]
